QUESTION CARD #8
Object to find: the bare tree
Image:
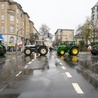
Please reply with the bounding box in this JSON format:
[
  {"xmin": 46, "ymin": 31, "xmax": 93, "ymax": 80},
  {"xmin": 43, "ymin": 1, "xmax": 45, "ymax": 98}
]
[
  {"xmin": 82, "ymin": 18, "xmax": 93, "ymax": 45},
  {"xmin": 39, "ymin": 24, "xmax": 50, "ymax": 39}
]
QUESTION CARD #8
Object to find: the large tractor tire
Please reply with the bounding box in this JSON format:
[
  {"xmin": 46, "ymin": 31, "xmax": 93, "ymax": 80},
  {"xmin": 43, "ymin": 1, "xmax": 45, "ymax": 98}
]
[
  {"xmin": 24, "ymin": 48, "xmax": 32, "ymax": 56},
  {"xmin": 58, "ymin": 50, "xmax": 65, "ymax": 56},
  {"xmin": 2, "ymin": 46, "xmax": 6, "ymax": 54},
  {"xmin": 70, "ymin": 47, "xmax": 79, "ymax": 56},
  {"xmin": 0, "ymin": 46, "xmax": 6, "ymax": 56},
  {"xmin": 38, "ymin": 46, "xmax": 48, "ymax": 56}
]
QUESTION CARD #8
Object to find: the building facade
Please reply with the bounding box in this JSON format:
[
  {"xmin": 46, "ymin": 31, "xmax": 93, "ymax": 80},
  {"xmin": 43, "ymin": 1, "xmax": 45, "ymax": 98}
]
[
  {"xmin": 55, "ymin": 29, "xmax": 74, "ymax": 46},
  {"xmin": 75, "ymin": 2, "xmax": 98, "ymax": 45},
  {"xmin": 91, "ymin": 2, "xmax": 98, "ymax": 25},
  {"xmin": 91, "ymin": 2, "xmax": 98, "ymax": 42},
  {"xmin": 0, "ymin": 0, "xmax": 39, "ymax": 50}
]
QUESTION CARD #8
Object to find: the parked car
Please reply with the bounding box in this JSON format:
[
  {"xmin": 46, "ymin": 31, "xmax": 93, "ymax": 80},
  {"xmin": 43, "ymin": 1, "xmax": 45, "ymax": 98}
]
[{"xmin": 90, "ymin": 45, "xmax": 98, "ymax": 55}]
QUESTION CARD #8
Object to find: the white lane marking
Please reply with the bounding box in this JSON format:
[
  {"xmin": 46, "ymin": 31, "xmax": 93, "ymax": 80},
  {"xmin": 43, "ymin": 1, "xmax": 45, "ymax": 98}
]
[
  {"xmin": 60, "ymin": 63, "xmax": 62, "ymax": 65},
  {"xmin": 36, "ymin": 53, "xmax": 40, "ymax": 57},
  {"xmin": 0, "ymin": 83, "xmax": 9, "ymax": 92},
  {"xmin": 24, "ymin": 65, "xmax": 28, "ymax": 68},
  {"xmin": 28, "ymin": 62, "xmax": 32, "ymax": 64},
  {"xmin": 65, "ymin": 72, "xmax": 72, "ymax": 78},
  {"xmin": 72, "ymin": 83, "xmax": 84, "ymax": 94},
  {"xmin": 12, "ymin": 57, "xmax": 15, "ymax": 59},
  {"xmin": 32, "ymin": 59, "xmax": 34, "ymax": 61},
  {"xmin": 62, "ymin": 66, "xmax": 66, "ymax": 69},
  {"xmin": 16, "ymin": 71, "xmax": 22, "ymax": 77}
]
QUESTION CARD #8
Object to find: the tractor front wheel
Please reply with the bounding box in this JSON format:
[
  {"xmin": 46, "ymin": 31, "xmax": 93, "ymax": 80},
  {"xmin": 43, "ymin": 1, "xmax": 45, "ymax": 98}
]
[
  {"xmin": 58, "ymin": 50, "xmax": 65, "ymax": 56},
  {"xmin": 24, "ymin": 48, "xmax": 32, "ymax": 56}
]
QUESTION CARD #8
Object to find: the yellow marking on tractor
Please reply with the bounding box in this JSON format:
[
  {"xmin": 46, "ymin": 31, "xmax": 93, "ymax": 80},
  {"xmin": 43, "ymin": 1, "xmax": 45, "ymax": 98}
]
[
  {"xmin": 73, "ymin": 49, "xmax": 78, "ymax": 54},
  {"xmin": 60, "ymin": 50, "xmax": 65, "ymax": 54}
]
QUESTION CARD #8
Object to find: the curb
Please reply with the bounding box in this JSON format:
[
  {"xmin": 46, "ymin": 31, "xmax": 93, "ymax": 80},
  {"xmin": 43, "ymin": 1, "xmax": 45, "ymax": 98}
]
[{"xmin": 78, "ymin": 52, "xmax": 91, "ymax": 54}]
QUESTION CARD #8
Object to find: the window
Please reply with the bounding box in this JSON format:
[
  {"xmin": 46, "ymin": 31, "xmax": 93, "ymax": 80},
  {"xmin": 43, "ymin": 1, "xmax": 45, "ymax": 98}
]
[
  {"xmin": 10, "ymin": 15, "xmax": 14, "ymax": 21},
  {"xmin": 10, "ymin": 26, "xmax": 14, "ymax": 32},
  {"xmin": 1, "ymin": 15, "xmax": 4, "ymax": 20},
  {"xmin": 22, "ymin": 21, "xmax": 24, "ymax": 26},
  {"xmin": 16, "ymin": 9, "xmax": 18, "ymax": 13},
  {"xmin": 16, "ymin": 18, "xmax": 18, "ymax": 23},
  {"xmin": 92, "ymin": 14, "xmax": 94, "ymax": 20},
  {"xmin": 1, "ymin": 26, "xmax": 4, "ymax": 32},
  {"xmin": 21, "ymin": 13, "xmax": 22, "ymax": 17},
  {"xmin": 1, "ymin": 3, "xmax": 4, "ymax": 9},
  {"xmin": 97, "ymin": 6, "xmax": 98, "ymax": 12}
]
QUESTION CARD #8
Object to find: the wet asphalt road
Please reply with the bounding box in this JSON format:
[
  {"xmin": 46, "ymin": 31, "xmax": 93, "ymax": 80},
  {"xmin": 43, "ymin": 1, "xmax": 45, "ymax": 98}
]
[{"xmin": 0, "ymin": 51, "xmax": 98, "ymax": 98}]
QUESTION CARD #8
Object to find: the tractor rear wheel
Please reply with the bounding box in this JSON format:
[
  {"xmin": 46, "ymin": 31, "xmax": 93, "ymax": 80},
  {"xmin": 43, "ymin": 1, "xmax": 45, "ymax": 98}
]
[
  {"xmin": 39, "ymin": 46, "xmax": 48, "ymax": 56},
  {"xmin": 70, "ymin": 47, "xmax": 79, "ymax": 56}
]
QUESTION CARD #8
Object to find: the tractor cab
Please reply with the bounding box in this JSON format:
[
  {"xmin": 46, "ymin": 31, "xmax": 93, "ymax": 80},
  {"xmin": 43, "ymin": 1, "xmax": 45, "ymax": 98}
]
[{"xmin": 64, "ymin": 41, "xmax": 77, "ymax": 49}]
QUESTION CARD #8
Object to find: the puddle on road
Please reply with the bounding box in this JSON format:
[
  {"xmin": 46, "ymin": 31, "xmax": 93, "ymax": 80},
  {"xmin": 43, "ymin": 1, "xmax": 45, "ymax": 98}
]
[
  {"xmin": 33, "ymin": 70, "xmax": 43, "ymax": 76},
  {"xmin": 58, "ymin": 54, "xmax": 98, "ymax": 89},
  {"xmin": 0, "ymin": 94, "xmax": 20, "ymax": 98},
  {"xmin": 15, "ymin": 67, "xmax": 48, "ymax": 77},
  {"xmin": 0, "ymin": 55, "xmax": 34, "ymax": 82},
  {"xmin": 58, "ymin": 55, "xmax": 78, "ymax": 68},
  {"xmin": 77, "ymin": 54, "xmax": 98, "ymax": 89},
  {"xmin": 78, "ymin": 55, "xmax": 98, "ymax": 74},
  {"xmin": 21, "ymin": 69, "xmax": 33, "ymax": 75}
]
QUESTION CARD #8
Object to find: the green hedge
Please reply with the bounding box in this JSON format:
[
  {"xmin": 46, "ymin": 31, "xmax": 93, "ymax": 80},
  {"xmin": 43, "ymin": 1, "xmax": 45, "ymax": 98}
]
[
  {"xmin": 79, "ymin": 45, "xmax": 88, "ymax": 52},
  {"xmin": 91, "ymin": 42, "xmax": 98, "ymax": 46}
]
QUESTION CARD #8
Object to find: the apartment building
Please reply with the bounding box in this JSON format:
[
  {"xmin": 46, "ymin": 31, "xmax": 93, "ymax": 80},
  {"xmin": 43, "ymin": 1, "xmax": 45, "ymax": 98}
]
[
  {"xmin": 91, "ymin": 2, "xmax": 98, "ymax": 41},
  {"xmin": 55, "ymin": 29, "xmax": 74, "ymax": 46},
  {"xmin": 91, "ymin": 2, "xmax": 98, "ymax": 25},
  {"xmin": 0, "ymin": 0, "xmax": 38, "ymax": 50}
]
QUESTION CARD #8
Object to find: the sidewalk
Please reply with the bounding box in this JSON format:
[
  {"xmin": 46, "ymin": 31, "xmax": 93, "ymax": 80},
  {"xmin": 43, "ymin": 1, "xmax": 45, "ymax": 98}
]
[
  {"xmin": 6, "ymin": 51, "xmax": 23, "ymax": 55},
  {"xmin": 79, "ymin": 51, "xmax": 91, "ymax": 54}
]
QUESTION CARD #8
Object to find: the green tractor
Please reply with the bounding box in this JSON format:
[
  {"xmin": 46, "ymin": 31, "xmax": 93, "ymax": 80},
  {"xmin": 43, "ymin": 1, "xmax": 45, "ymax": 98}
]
[
  {"xmin": 0, "ymin": 41, "xmax": 6, "ymax": 56},
  {"xmin": 57, "ymin": 41, "xmax": 79, "ymax": 56}
]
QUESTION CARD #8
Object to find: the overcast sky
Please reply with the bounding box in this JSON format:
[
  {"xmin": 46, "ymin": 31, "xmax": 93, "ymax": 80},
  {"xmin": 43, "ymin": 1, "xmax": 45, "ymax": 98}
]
[{"xmin": 15, "ymin": 0, "xmax": 98, "ymax": 34}]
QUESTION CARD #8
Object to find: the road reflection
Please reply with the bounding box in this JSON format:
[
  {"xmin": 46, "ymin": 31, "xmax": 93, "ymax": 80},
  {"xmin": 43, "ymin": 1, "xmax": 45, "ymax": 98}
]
[
  {"xmin": 14, "ymin": 56, "xmax": 49, "ymax": 78},
  {"xmin": 77, "ymin": 54, "xmax": 98, "ymax": 89},
  {"xmin": 59, "ymin": 55, "xmax": 78, "ymax": 68},
  {"xmin": 38, "ymin": 56, "xmax": 49, "ymax": 70},
  {"xmin": 58, "ymin": 54, "xmax": 98, "ymax": 89},
  {"xmin": 0, "ymin": 54, "xmax": 34, "ymax": 82},
  {"xmin": 0, "ymin": 94, "xmax": 19, "ymax": 98},
  {"xmin": 78, "ymin": 54, "xmax": 98, "ymax": 73}
]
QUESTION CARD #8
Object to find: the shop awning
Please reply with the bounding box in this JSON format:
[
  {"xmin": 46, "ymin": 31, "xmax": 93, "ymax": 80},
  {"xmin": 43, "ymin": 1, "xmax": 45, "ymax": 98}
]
[{"xmin": 0, "ymin": 34, "xmax": 3, "ymax": 41}]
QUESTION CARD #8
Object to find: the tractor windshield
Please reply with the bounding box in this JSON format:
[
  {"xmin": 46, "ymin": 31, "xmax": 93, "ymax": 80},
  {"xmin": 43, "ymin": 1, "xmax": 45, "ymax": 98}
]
[{"xmin": 64, "ymin": 41, "xmax": 75, "ymax": 45}]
